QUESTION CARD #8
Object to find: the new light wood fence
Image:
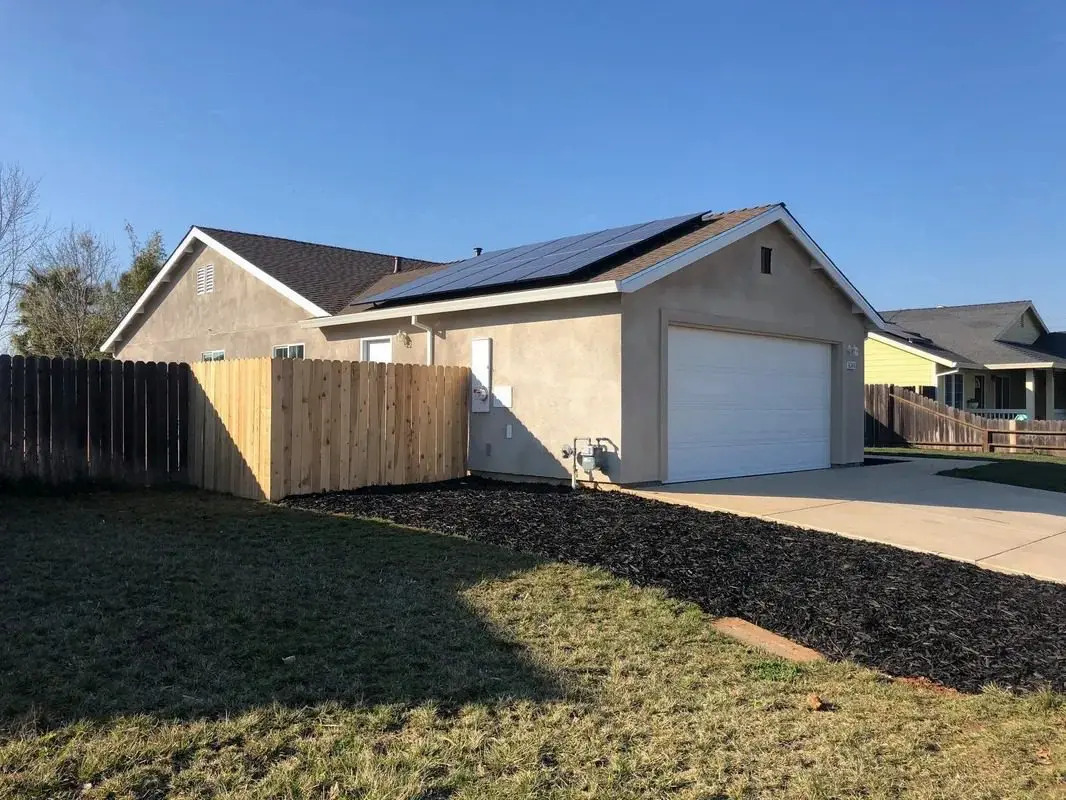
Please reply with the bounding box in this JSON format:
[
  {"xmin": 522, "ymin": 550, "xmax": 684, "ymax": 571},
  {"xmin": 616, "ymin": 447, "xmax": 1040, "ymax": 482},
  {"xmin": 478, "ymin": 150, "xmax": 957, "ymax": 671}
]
[
  {"xmin": 0, "ymin": 354, "xmax": 188, "ymax": 484},
  {"xmin": 188, "ymin": 358, "xmax": 470, "ymax": 500},
  {"xmin": 865, "ymin": 383, "xmax": 1066, "ymax": 454}
]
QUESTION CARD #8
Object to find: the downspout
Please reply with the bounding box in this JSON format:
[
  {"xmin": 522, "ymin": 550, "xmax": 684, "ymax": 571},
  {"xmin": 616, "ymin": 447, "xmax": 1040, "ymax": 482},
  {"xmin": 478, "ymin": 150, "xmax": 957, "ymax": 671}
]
[{"xmin": 410, "ymin": 315, "xmax": 434, "ymax": 365}]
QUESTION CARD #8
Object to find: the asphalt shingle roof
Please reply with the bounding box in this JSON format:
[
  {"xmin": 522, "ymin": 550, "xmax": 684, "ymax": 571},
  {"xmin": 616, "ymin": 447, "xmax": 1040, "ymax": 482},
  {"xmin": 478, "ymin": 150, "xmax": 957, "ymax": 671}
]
[
  {"xmin": 881, "ymin": 301, "xmax": 1064, "ymax": 367},
  {"xmin": 198, "ymin": 227, "xmax": 443, "ymax": 315},
  {"xmin": 590, "ymin": 206, "xmax": 777, "ymax": 283}
]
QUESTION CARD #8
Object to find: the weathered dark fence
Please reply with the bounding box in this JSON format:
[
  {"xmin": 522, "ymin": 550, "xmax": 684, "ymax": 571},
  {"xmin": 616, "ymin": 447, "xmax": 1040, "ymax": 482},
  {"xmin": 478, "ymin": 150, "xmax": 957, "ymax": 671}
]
[
  {"xmin": 865, "ymin": 384, "xmax": 1066, "ymax": 454},
  {"xmin": 0, "ymin": 354, "xmax": 189, "ymax": 484}
]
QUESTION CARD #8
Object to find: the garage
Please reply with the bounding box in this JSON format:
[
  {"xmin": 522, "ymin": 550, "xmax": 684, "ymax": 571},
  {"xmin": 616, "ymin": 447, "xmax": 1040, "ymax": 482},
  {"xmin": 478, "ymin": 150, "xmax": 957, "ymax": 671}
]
[{"xmin": 666, "ymin": 325, "xmax": 832, "ymax": 482}]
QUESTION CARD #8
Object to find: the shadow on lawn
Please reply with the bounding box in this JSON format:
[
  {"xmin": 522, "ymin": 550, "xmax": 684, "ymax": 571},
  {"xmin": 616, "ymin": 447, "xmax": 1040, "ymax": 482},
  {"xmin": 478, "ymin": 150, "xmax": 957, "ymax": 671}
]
[{"xmin": 0, "ymin": 491, "xmax": 561, "ymax": 730}]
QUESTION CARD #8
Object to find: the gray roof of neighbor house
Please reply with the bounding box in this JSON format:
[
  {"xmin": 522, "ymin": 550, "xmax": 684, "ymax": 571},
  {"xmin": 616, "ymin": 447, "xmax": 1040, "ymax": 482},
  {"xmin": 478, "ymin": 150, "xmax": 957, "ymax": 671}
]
[
  {"xmin": 198, "ymin": 227, "xmax": 444, "ymax": 315},
  {"xmin": 880, "ymin": 301, "xmax": 1066, "ymax": 367}
]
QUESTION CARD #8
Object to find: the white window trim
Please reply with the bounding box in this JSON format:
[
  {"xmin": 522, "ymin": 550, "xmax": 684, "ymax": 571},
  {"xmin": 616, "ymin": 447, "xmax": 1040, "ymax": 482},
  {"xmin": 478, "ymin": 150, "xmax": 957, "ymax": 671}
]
[
  {"xmin": 361, "ymin": 336, "xmax": 393, "ymax": 362},
  {"xmin": 201, "ymin": 349, "xmax": 225, "ymax": 362},
  {"xmin": 944, "ymin": 373, "xmax": 964, "ymax": 408},
  {"xmin": 272, "ymin": 342, "xmax": 305, "ymax": 358}
]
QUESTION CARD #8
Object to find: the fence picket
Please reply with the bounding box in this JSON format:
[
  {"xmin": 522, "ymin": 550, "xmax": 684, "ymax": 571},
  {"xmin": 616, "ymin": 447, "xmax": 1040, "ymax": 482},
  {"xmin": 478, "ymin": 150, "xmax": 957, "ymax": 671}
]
[{"xmin": 0, "ymin": 355, "xmax": 10, "ymax": 478}]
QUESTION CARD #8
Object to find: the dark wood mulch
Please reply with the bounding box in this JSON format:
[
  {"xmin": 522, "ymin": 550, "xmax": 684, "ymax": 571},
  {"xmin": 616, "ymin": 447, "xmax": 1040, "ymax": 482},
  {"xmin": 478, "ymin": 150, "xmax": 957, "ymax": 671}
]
[{"xmin": 281, "ymin": 478, "xmax": 1066, "ymax": 693}]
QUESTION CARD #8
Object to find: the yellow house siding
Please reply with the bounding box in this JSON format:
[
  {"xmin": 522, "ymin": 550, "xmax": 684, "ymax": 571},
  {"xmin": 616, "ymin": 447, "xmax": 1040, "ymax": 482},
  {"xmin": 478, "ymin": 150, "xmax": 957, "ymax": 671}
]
[{"xmin": 864, "ymin": 338, "xmax": 936, "ymax": 386}]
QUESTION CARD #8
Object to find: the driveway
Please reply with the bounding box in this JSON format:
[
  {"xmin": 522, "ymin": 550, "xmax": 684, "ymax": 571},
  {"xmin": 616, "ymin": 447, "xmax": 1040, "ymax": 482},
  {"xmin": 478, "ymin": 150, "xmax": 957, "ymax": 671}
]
[{"xmin": 630, "ymin": 457, "xmax": 1066, "ymax": 583}]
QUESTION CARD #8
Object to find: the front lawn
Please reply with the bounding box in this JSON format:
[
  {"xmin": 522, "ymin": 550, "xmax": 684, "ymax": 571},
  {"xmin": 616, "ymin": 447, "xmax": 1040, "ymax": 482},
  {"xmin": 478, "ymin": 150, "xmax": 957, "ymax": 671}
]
[
  {"xmin": 941, "ymin": 460, "xmax": 1066, "ymax": 494},
  {"xmin": 865, "ymin": 447, "xmax": 1066, "ymax": 493},
  {"xmin": 866, "ymin": 446, "xmax": 1066, "ymax": 464},
  {"xmin": 3, "ymin": 491, "xmax": 1066, "ymax": 798}
]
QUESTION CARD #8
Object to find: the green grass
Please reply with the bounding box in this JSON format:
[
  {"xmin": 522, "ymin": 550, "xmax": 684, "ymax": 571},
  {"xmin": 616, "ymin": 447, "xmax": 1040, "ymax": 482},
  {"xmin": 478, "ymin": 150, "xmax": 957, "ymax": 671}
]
[
  {"xmin": 867, "ymin": 447, "xmax": 1066, "ymax": 492},
  {"xmin": 867, "ymin": 446, "xmax": 1066, "ymax": 464},
  {"xmin": 3, "ymin": 491, "xmax": 1066, "ymax": 798},
  {"xmin": 940, "ymin": 460, "xmax": 1066, "ymax": 493}
]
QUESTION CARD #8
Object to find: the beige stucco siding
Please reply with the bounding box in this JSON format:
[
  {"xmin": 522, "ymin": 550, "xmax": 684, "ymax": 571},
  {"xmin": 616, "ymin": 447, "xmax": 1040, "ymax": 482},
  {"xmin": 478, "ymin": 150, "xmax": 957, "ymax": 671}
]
[
  {"xmin": 113, "ymin": 243, "xmax": 418, "ymax": 364},
  {"xmin": 864, "ymin": 338, "xmax": 937, "ymax": 386},
  {"xmin": 325, "ymin": 295, "xmax": 623, "ymax": 482},
  {"xmin": 619, "ymin": 221, "xmax": 868, "ymax": 484}
]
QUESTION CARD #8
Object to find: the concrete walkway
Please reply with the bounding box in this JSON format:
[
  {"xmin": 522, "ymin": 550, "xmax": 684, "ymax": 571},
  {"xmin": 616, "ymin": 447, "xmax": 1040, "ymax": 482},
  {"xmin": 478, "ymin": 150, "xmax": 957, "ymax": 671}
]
[{"xmin": 630, "ymin": 457, "xmax": 1066, "ymax": 583}]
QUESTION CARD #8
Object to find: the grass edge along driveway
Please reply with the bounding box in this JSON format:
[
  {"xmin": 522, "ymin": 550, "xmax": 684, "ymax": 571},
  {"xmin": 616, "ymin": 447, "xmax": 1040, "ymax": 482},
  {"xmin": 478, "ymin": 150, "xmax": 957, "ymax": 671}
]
[
  {"xmin": 1, "ymin": 490, "xmax": 1065, "ymax": 799},
  {"xmin": 867, "ymin": 446, "xmax": 1066, "ymax": 494}
]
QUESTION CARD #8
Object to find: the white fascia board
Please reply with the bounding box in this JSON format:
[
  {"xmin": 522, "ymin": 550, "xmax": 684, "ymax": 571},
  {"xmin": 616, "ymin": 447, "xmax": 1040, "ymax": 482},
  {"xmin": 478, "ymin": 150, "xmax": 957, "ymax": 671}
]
[
  {"xmin": 984, "ymin": 361, "xmax": 1062, "ymax": 370},
  {"xmin": 101, "ymin": 226, "xmax": 330, "ymax": 353},
  {"xmin": 617, "ymin": 205, "xmax": 888, "ymax": 330},
  {"xmin": 305, "ymin": 280, "xmax": 621, "ymax": 329},
  {"xmin": 867, "ymin": 331, "xmax": 958, "ymax": 368}
]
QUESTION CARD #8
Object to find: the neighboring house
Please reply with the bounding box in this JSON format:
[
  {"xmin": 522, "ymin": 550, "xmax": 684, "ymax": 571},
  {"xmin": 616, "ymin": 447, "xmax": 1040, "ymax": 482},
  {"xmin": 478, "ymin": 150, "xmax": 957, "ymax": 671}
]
[
  {"xmin": 103, "ymin": 204, "xmax": 885, "ymax": 484},
  {"xmin": 865, "ymin": 301, "xmax": 1066, "ymax": 421}
]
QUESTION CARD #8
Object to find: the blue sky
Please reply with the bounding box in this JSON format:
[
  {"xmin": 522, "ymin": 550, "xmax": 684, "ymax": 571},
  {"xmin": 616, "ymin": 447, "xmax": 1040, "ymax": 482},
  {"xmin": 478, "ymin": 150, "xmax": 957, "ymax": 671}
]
[{"xmin": 2, "ymin": 1, "xmax": 1064, "ymax": 326}]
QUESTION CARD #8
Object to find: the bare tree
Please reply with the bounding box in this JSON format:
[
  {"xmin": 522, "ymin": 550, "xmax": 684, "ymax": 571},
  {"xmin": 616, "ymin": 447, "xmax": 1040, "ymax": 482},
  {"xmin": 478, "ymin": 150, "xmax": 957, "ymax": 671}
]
[
  {"xmin": 0, "ymin": 164, "xmax": 48, "ymax": 341},
  {"xmin": 12, "ymin": 227, "xmax": 120, "ymax": 358}
]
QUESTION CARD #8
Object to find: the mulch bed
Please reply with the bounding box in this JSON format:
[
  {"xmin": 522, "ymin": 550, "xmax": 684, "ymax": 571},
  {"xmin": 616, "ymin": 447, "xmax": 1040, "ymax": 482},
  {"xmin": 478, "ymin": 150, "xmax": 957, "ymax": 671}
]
[{"xmin": 281, "ymin": 478, "xmax": 1066, "ymax": 693}]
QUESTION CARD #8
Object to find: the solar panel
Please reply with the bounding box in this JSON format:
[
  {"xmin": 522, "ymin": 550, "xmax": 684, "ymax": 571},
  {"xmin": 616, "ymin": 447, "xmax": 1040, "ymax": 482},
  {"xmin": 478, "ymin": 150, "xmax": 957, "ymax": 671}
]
[{"xmin": 366, "ymin": 211, "xmax": 702, "ymax": 304}]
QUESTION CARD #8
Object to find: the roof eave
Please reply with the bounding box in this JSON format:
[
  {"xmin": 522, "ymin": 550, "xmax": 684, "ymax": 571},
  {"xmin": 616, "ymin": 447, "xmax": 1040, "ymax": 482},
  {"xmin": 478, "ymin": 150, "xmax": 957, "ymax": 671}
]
[
  {"xmin": 304, "ymin": 280, "xmax": 622, "ymax": 328},
  {"xmin": 867, "ymin": 331, "xmax": 959, "ymax": 368}
]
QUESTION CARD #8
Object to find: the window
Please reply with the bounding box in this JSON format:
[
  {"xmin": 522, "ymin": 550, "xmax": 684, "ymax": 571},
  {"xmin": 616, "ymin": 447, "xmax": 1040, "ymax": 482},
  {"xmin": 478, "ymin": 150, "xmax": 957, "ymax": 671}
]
[
  {"xmin": 361, "ymin": 337, "xmax": 393, "ymax": 363},
  {"xmin": 272, "ymin": 343, "xmax": 305, "ymax": 359},
  {"xmin": 196, "ymin": 265, "xmax": 215, "ymax": 295},
  {"xmin": 944, "ymin": 373, "xmax": 964, "ymax": 408},
  {"xmin": 760, "ymin": 246, "xmax": 773, "ymax": 275},
  {"xmin": 201, "ymin": 349, "xmax": 225, "ymax": 362}
]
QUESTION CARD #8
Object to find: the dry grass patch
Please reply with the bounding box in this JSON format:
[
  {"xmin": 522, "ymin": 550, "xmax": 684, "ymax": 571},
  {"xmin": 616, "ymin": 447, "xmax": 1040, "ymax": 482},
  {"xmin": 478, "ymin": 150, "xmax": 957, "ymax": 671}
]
[{"xmin": 1, "ymin": 492, "xmax": 1065, "ymax": 798}]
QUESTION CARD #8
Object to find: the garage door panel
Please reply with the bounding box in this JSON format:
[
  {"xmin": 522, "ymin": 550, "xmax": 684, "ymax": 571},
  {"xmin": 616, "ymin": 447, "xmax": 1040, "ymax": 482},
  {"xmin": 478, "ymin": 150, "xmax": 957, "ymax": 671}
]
[{"xmin": 666, "ymin": 326, "xmax": 831, "ymax": 482}]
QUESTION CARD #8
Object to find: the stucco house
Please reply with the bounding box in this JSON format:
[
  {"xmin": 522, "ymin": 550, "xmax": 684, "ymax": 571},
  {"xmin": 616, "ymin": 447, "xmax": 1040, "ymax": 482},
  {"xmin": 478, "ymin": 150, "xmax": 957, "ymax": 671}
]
[
  {"xmin": 102, "ymin": 203, "xmax": 885, "ymax": 484},
  {"xmin": 865, "ymin": 301, "xmax": 1066, "ymax": 420}
]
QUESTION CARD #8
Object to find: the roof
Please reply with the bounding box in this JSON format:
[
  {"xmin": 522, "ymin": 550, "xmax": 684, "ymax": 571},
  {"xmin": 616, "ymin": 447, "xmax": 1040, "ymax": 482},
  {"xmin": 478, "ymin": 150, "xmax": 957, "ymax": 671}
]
[
  {"xmin": 342, "ymin": 263, "xmax": 451, "ymax": 312},
  {"xmin": 197, "ymin": 227, "xmax": 443, "ymax": 315},
  {"xmin": 310, "ymin": 204, "xmax": 886, "ymax": 331},
  {"xmin": 104, "ymin": 203, "xmax": 885, "ymax": 351},
  {"xmin": 879, "ymin": 301, "xmax": 1065, "ymax": 367},
  {"xmin": 591, "ymin": 206, "xmax": 775, "ymax": 282}
]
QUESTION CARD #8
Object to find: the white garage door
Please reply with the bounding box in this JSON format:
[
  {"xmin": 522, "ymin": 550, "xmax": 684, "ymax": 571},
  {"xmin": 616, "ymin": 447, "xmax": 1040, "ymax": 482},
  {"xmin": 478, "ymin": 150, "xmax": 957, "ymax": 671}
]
[{"xmin": 667, "ymin": 326, "xmax": 831, "ymax": 482}]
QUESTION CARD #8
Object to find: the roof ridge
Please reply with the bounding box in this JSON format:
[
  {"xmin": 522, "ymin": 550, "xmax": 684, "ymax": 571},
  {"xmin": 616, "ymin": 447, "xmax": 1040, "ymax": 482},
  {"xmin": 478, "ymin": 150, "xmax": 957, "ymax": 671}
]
[
  {"xmin": 195, "ymin": 225, "xmax": 442, "ymax": 265},
  {"xmin": 884, "ymin": 300, "xmax": 1033, "ymax": 314}
]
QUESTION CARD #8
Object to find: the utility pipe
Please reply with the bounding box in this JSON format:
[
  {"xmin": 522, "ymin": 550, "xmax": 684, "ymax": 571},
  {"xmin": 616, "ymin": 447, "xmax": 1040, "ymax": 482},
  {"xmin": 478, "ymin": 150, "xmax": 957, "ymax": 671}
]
[{"xmin": 410, "ymin": 315, "xmax": 434, "ymax": 365}]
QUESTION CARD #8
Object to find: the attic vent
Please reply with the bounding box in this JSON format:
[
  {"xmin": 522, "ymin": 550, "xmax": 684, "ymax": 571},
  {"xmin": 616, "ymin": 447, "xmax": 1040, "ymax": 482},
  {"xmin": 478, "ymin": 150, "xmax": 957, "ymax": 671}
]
[{"xmin": 196, "ymin": 265, "xmax": 215, "ymax": 295}]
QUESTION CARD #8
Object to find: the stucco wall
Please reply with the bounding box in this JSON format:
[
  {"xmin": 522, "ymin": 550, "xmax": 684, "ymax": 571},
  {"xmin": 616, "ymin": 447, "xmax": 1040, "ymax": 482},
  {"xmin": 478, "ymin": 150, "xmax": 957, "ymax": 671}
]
[
  {"xmin": 112, "ymin": 243, "xmax": 418, "ymax": 364},
  {"xmin": 619, "ymin": 221, "xmax": 869, "ymax": 483},
  {"xmin": 864, "ymin": 338, "xmax": 937, "ymax": 387},
  {"xmin": 327, "ymin": 296, "xmax": 623, "ymax": 482}
]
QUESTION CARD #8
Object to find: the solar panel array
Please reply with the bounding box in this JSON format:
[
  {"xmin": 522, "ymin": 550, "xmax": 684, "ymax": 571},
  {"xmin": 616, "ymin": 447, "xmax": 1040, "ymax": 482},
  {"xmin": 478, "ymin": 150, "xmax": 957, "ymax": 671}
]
[{"xmin": 366, "ymin": 211, "xmax": 703, "ymax": 304}]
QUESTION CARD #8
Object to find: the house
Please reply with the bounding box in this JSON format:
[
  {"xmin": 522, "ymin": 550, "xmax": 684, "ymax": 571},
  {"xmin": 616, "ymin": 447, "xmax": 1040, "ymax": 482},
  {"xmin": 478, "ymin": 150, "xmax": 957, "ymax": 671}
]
[
  {"xmin": 102, "ymin": 204, "xmax": 885, "ymax": 484},
  {"xmin": 865, "ymin": 301, "xmax": 1066, "ymax": 420}
]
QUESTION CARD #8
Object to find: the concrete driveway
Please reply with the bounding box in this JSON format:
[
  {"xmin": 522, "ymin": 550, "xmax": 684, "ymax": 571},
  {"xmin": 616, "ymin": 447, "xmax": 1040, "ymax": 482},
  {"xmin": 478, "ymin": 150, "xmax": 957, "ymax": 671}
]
[{"xmin": 631, "ymin": 457, "xmax": 1066, "ymax": 583}]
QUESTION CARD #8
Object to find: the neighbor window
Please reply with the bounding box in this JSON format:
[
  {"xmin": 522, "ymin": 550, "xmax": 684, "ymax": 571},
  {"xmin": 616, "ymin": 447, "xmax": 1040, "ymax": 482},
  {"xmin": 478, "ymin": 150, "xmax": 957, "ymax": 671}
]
[
  {"xmin": 196, "ymin": 265, "xmax": 215, "ymax": 295},
  {"xmin": 201, "ymin": 349, "xmax": 225, "ymax": 362},
  {"xmin": 272, "ymin": 343, "xmax": 305, "ymax": 359},
  {"xmin": 944, "ymin": 373, "xmax": 964, "ymax": 408},
  {"xmin": 760, "ymin": 246, "xmax": 772, "ymax": 275}
]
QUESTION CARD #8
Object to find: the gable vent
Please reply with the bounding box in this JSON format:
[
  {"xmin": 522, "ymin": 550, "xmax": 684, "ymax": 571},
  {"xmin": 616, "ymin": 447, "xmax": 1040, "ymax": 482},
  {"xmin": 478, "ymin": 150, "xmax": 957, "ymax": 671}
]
[{"xmin": 196, "ymin": 265, "xmax": 215, "ymax": 295}]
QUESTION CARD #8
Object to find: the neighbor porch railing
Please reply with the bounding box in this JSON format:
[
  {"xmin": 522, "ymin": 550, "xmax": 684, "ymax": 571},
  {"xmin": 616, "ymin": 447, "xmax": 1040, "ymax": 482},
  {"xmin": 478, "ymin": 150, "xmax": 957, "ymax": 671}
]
[{"xmin": 968, "ymin": 408, "xmax": 1027, "ymax": 420}]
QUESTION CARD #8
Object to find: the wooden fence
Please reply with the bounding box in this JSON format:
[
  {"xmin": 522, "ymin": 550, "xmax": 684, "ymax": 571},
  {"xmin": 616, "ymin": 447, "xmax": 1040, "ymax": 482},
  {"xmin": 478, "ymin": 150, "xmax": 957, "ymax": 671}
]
[
  {"xmin": 189, "ymin": 358, "xmax": 470, "ymax": 500},
  {"xmin": 865, "ymin": 384, "xmax": 1066, "ymax": 454},
  {"xmin": 0, "ymin": 354, "xmax": 188, "ymax": 484}
]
